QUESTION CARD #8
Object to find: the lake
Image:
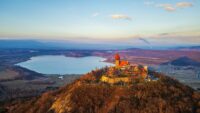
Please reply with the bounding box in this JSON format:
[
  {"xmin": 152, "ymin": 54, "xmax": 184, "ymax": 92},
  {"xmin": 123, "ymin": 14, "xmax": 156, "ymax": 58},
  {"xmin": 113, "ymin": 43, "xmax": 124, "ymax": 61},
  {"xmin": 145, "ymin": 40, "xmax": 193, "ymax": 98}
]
[{"xmin": 16, "ymin": 55, "xmax": 113, "ymax": 75}]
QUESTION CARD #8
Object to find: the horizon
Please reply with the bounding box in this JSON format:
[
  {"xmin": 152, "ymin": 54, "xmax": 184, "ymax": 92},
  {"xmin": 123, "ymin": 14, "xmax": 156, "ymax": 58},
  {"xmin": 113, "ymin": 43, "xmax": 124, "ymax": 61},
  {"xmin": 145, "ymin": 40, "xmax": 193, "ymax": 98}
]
[
  {"xmin": 0, "ymin": 0, "xmax": 200, "ymax": 47},
  {"xmin": 0, "ymin": 39, "xmax": 199, "ymax": 50}
]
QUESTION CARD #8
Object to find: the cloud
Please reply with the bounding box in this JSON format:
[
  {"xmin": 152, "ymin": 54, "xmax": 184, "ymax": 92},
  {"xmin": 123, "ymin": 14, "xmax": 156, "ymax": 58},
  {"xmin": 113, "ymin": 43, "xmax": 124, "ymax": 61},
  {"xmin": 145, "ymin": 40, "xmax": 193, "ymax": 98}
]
[
  {"xmin": 138, "ymin": 38, "xmax": 151, "ymax": 45},
  {"xmin": 92, "ymin": 12, "xmax": 99, "ymax": 17},
  {"xmin": 138, "ymin": 37, "xmax": 152, "ymax": 48},
  {"xmin": 159, "ymin": 33, "xmax": 170, "ymax": 36},
  {"xmin": 144, "ymin": 1, "xmax": 154, "ymax": 6},
  {"xmin": 110, "ymin": 14, "xmax": 132, "ymax": 21},
  {"xmin": 157, "ymin": 4, "xmax": 176, "ymax": 12},
  {"xmin": 176, "ymin": 2, "xmax": 193, "ymax": 8},
  {"xmin": 156, "ymin": 2, "xmax": 193, "ymax": 12}
]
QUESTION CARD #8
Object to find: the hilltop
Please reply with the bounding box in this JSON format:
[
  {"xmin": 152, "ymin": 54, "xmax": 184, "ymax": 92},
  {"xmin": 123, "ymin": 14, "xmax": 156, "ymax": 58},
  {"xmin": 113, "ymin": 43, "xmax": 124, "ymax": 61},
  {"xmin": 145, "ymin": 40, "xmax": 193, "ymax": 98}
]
[{"xmin": 2, "ymin": 67, "xmax": 200, "ymax": 113}]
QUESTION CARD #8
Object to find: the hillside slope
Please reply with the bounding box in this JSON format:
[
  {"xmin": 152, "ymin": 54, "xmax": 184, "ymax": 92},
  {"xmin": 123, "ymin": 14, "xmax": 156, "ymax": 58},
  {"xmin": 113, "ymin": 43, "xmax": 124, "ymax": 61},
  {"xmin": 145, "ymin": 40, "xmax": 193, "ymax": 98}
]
[{"xmin": 3, "ymin": 69, "xmax": 200, "ymax": 113}]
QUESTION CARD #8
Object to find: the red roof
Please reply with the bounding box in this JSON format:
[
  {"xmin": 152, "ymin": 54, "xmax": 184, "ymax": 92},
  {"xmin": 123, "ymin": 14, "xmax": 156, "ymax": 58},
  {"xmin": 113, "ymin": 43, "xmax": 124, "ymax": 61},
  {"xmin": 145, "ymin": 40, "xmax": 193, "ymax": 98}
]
[
  {"xmin": 119, "ymin": 60, "xmax": 129, "ymax": 67},
  {"xmin": 115, "ymin": 53, "xmax": 120, "ymax": 60}
]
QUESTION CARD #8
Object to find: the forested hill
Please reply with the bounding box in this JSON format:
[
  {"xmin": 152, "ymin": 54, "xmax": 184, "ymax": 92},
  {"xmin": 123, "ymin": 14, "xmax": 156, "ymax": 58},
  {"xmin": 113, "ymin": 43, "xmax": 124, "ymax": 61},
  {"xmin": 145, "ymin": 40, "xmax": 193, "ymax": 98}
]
[{"xmin": 3, "ymin": 68, "xmax": 200, "ymax": 113}]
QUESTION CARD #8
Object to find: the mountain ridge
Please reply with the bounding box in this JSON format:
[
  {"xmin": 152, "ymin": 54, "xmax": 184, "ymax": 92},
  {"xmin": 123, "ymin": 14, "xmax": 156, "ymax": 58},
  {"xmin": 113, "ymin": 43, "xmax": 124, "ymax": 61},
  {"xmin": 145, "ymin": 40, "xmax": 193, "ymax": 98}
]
[{"xmin": 162, "ymin": 56, "xmax": 200, "ymax": 67}]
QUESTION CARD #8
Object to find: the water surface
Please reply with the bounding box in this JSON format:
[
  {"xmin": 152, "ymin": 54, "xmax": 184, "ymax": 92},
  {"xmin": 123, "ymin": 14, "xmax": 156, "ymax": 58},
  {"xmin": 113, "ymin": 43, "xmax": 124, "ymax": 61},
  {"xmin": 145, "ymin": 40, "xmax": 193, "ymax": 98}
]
[{"xmin": 16, "ymin": 55, "xmax": 113, "ymax": 75}]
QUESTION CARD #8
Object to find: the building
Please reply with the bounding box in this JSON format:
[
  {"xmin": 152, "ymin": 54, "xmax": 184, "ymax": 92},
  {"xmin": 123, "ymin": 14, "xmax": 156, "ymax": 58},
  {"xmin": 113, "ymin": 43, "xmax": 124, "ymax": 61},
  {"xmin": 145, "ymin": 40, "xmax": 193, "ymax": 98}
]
[
  {"xmin": 100, "ymin": 75, "xmax": 130, "ymax": 84},
  {"xmin": 115, "ymin": 53, "xmax": 129, "ymax": 68},
  {"xmin": 100, "ymin": 53, "xmax": 149, "ymax": 84}
]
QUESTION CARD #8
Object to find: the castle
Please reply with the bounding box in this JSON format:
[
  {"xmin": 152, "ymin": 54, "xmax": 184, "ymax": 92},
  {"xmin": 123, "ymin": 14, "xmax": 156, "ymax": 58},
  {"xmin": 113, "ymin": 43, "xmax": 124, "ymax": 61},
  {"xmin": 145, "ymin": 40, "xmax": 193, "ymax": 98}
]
[
  {"xmin": 100, "ymin": 53, "xmax": 148, "ymax": 84},
  {"xmin": 115, "ymin": 53, "xmax": 129, "ymax": 68}
]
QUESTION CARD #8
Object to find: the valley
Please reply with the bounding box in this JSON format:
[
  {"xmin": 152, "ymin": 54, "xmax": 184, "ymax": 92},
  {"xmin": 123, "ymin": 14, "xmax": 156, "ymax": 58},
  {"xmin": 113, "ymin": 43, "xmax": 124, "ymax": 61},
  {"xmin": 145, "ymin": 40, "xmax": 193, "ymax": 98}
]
[{"xmin": 0, "ymin": 48, "xmax": 200, "ymax": 104}]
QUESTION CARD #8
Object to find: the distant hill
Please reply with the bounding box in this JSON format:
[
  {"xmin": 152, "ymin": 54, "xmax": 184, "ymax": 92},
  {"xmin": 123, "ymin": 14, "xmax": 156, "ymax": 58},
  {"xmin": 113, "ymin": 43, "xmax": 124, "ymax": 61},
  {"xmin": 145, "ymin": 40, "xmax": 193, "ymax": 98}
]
[
  {"xmin": 175, "ymin": 46, "xmax": 200, "ymax": 50},
  {"xmin": 0, "ymin": 66, "xmax": 45, "ymax": 82},
  {"xmin": 1, "ymin": 39, "xmax": 199, "ymax": 51},
  {"xmin": 0, "ymin": 40, "xmax": 51, "ymax": 49},
  {"xmin": 0, "ymin": 40, "xmax": 131, "ymax": 50},
  {"xmin": 162, "ymin": 56, "xmax": 200, "ymax": 67},
  {"xmin": 126, "ymin": 45, "xmax": 200, "ymax": 51},
  {"xmin": 3, "ymin": 68, "xmax": 200, "ymax": 113}
]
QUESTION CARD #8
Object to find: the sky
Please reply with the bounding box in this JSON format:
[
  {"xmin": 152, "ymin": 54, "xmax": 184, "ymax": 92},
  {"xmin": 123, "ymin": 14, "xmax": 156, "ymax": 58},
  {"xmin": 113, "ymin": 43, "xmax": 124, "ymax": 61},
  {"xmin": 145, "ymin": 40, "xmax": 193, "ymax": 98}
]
[{"xmin": 0, "ymin": 0, "xmax": 200, "ymax": 47}]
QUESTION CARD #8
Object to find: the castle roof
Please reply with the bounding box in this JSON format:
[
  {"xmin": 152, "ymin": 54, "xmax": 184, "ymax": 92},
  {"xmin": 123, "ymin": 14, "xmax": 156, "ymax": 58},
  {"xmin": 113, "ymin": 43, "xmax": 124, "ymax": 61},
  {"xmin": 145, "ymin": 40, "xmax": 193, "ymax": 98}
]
[
  {"xmin": 115, "ymin": 53, "xmax": 120, "ymax": 60},
  {"xmin": 119, "ymin": 60, "xmax": 129, "ymax": 67}
]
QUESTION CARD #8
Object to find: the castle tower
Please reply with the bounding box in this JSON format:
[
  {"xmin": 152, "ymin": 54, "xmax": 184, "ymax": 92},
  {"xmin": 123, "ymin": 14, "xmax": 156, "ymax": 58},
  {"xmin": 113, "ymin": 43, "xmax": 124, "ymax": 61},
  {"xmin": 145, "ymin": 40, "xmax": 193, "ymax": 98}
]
[{"xmin": 115, "ymin": 53, "xmax": 120, "ymax": 67}]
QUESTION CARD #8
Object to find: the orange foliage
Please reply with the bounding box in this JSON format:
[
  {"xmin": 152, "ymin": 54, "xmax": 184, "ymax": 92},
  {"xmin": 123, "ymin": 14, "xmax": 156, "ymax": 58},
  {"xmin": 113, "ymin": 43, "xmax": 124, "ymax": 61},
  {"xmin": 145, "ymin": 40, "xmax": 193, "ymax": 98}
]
[{"xmin": 3, "ymin": 68, "xmax": 200, "ymax": 113}]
